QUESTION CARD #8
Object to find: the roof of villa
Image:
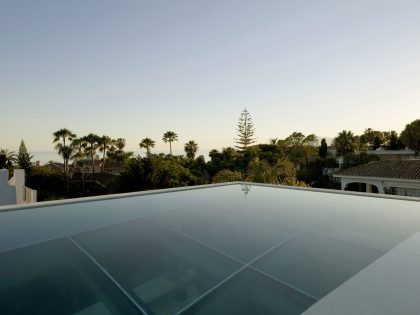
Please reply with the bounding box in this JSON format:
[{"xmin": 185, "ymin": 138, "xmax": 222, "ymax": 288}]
[{"xmin": 335, "ymin": 160, "xmax": 420, "ymax": 180}]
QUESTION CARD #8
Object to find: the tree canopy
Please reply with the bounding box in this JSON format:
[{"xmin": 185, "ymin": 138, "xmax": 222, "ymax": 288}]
[
  {"xmin": 0, "ymin": 149, "xmax": 16, "ymax": 170},
  {"xmin": 98, "ymin": 135, "xmax": 113, "ymax": 172},
  {"xmin": 235, "ymin": 109, "xmax": 256, "ymax": 150},
  {"xmin": 163, "ymin": 131, "xmax": 178, "ymax": 155},
  {"xmin": 16, "ymin": 140, "xmax": 33, "ymax": 172},
  {"xmin": 10, "ymin": 115, "xmax": 420, "ymax": 201},
  {"xmin": 333, "ymin": 130, "xmax": 357, "ymax": 156},
  {"xmin": 140, "ymin": 138, "xmax": 156, "ymax": 157},
  {"xmin": 82, "ymin": 133, "xmax": 100, "ymax": 174},
  {"xmin": 184, "ymin": 140, "xmax": 198, "ymax": 159},
  {"xmin": 400, "ymin": 119, "xmax": 420, "ymax": 155},
  {"xmin": 53, "ymin": 128, "xmax": 76, "ymax": 174},
  {"xmin": 319, "ymin": 138, "xmax": 328, "ymax": 158}
]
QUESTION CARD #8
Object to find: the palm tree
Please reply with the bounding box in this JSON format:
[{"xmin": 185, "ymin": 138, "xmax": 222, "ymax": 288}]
[
  {"xmin": 54, "ymin": 144, "xmax": 73, "ymax": 173},
  {"xmin": 70, "ymin": 137, "xmax": 86, "ymax": 192},
  {"xmin": 162, "ymin": 131, "xmax": 178, "ymax": 155},
  {"xmin": 107, "ymin": 138, "xmax": 133, "ymax": 163},
  {"xmin": 333, "ymin": 130, "xmax": 357, "ymax": 156},
  {"xmin": 269, "ymin": 138, "xmax": 278, "ymax": 145},
  {"xmin": 114, "ymin": 138, "xmax": 126, "ymax": 151},
  {"xmin": 139, "ymin": 138, "xmax": 155, "ymax": 157},
  {"xmin": 70, "ymin": 137, "xmax": 85, "ymax": 167},
  {"xmin": 82, "ymin": 133, "xmax": 100, "ymax": 174},
  {"xmin": 98, "ymin": 135, "xmax": 112, "ymax": 172},
  {"xmin": 53, "ymin": 128, "xmax": 76, "ymax": 174},
  {"xmin": 53, "ymin": 128, "xmax": 76, "ymax": 148},
  {"xmin": 0, "ymin": 149, "xmax": 16, "ymax": 169},
  {"xmin": 184, "ymin": 140, "xmax": 198, "ymax": 159}
]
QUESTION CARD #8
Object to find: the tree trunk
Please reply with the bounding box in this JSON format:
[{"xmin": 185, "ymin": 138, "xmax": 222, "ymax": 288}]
[
  {"xmin": 170, "ymin": 142, "xmax": 172, "ymax": 155},
  {"xmin": 91, "ymin": 147, "xmax": 95, "ymax": 175},
  {"xmin": 102, "ymin": 148, "xmax": 106, "ymax": 173},
  {"xmin": 63, "ymin": 136, "xmax": 67, "ymax": 174},
  {"xmin": 101, "ymin": 148, "xmax": 106, "ymax": 185}
]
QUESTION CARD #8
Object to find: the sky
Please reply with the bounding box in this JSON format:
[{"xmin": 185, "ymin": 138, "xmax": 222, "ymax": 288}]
[{"xmin": 1, "ymin": 0, "xmax": 420, "ymax": 156}]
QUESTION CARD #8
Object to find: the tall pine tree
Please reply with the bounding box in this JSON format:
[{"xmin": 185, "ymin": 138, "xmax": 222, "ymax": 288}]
[
  {"xmin": 319, "ymin": 138, "xmax": 328, "ymax": 158},
  {"xmin": 17, "ymin": 140, "xmax": 33, "ymax": 172},
  {"xmin": 235, "ymin": 109, "xmax": 256, "ymax": 150}
]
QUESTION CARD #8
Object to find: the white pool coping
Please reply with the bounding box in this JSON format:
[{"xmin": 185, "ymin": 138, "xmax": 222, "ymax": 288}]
[
  {"xmin": 302, "ymin": 228, "xmax": 420, "ymax": 315},
  {"xmin": 1, "ymin": 181, "xmax": 419, "ymax": 213}
]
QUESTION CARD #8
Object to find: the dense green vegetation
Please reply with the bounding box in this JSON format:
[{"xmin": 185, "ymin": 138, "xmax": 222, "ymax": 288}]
[
  {"xmin": 0, "ymin": 149, "xmax": 16, "ymax": 171},
  {"xmin": 16, "ymin": 140, "xmax": 33, "ymax": 172},
  {"xmin": 1, "ymin": 112, "xmax": 419, "ymax": 201},
  {"xmin": 234, "ymin": 109, "xmax": 256, "ymax": 150},
  {"xmin": 400, "ymin": 119, "xmax": 420, "ymax": 155}
]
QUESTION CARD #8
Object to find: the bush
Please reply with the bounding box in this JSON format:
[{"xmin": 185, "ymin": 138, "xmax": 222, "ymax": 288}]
[
  {"xmin": 212, "ymin": 169, "xmax": 244, "ymax": 183},
  {"xmin": 26, "ymin": 166, "xmax": 67, "ymax": 201}
]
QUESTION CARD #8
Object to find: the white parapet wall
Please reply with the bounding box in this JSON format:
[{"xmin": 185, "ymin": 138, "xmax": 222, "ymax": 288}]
[
  {"xmin": 0, "ymin": 169, "xmax": 17, "ymax": 206},
  {"xmin": 25, "ymin": 187, "xmax": 37, "ymax": 204},
  {"xmin": 14, "ymin": 169, "xmax": 25, "ymax": 204},
  {"xmin": 0, "ymin": 169, "xmax": 37, "ymax": 206}
]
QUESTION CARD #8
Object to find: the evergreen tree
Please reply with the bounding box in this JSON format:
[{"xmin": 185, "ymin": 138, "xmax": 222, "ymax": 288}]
[
  {"xmin": 140, "ymin": 138, "xmax": 156, "ymax": 157},
  {"xmin": 184, "ymin": 140, "xmax": 199, "ymax": 159},
  {"xmin": 387, "ymin": 131, "xmax": 400, "ymax": 150},
  {"xmin": 17, "ymin": 140, "xmax": 33, "ymax": 172},
  {"xmin": 114, "ymin": 138, "xmax": 126, "ymax": 151},
  {"xmin": 0, "ymin": 149, "xmax": 16, "ymax": 170},
  {"xmin": 98, "ymin": 135, "xmax": 112, "ymax": 173},
  {"xmin": 212, "ymin": 169, "xmax": 244, "ymax": 183},
  {"xmin": 319, "ymin": 138, "xmax": 328, "ymax": 158},
  {"xmin": 107, "ymin": 138, "xmax": 133, "ymax": 163},
  {"xmin": 82, "ymin": 133, "xmax": 100, "ymax": 174},
  {"xmin": 53, "ymin": 128, "xmax": 76, "ymax": 174},
  {"xmin": 235, "ymin": 109, "xmax": 256, "ymax": 150},
  {"xmin": 163, "ymin": 131, "xmax": 178, "ymax": 155},
  {"xmin": 360, "ymin": 128, "xmax": 376, "ymax": 149},
  {"xmin": 400, "ymin": 119, "xmax": 420, "ymax": 155},
  {"xmin": 372, "ymin": 135, "xmax": 383, "ymax": 150},
  {"xmin": 333, "ymin": 130, "xmax": 357, "ymax": 156}
]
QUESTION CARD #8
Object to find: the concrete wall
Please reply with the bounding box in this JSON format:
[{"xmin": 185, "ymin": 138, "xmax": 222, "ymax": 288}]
[
  {"xmin": 337, "ymin": 175, "xmax": 420, "ymax": 196},
  {"xmin": 14, "ymin": 169, "xmax": 25, "ymax": 204},
  {"xmin": 339, "ymin": 177, "xmax": 385, "ymax": 194},
  {"xmin": 0, "ymin": 169, "xmax": 16, "ymax": 206},
  {"xmin": 0, "ymin": 169, "xmax": 37, "ymax": 206}
]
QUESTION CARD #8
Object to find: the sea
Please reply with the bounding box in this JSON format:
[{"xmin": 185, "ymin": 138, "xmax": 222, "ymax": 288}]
[
  {"xmin": 30, "ymin": 151, "xmax": 143, "ymax": 165},
  {"xmin": 31, "ymin": 149, "xmax": 211, "ymax": 165},
  {"xmin": 30, "ymin": 152, "xmax": 63, "ymax": 165}
]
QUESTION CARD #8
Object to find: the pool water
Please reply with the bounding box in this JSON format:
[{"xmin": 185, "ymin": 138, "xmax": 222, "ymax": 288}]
[{"xmin": 1, "ymin": 184, "xmax": 420, "ymax": 315}]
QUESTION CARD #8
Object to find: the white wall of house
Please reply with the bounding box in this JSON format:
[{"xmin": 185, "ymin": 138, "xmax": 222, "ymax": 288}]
[
  {"xmin": 0, "ymin": 169, "xmax": 16, "ymax": 206},
  {"xmin": 13, "ymin": 169, "xmax": 25, "ymax": 204},
  {"xmin": 335, "ymin": 175, "xmax": 420, "ymax": 197},
  {"xmin": 0, "ymin": 169, "xmax": 37, "ymax": 206}
]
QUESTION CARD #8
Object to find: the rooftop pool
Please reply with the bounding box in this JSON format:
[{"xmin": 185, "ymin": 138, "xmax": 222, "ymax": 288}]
[{"xmin": 1, "ymin": 183, "xmax": 420, "ymax": 315}]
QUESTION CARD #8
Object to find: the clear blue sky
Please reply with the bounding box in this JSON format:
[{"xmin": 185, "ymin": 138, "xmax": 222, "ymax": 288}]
[{"xmin": 1, "ymin": 0, "xmax": 420, "ymax": 155}]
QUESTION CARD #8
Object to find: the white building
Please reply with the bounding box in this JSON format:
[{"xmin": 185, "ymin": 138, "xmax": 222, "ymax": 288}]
[
  {"xmin": 0, "ymin": 169, "xmax": 37, "ymax": 206},
  {"xmin": 334, "ymin": 160, "xmax": 420, "ymax": 197}
]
